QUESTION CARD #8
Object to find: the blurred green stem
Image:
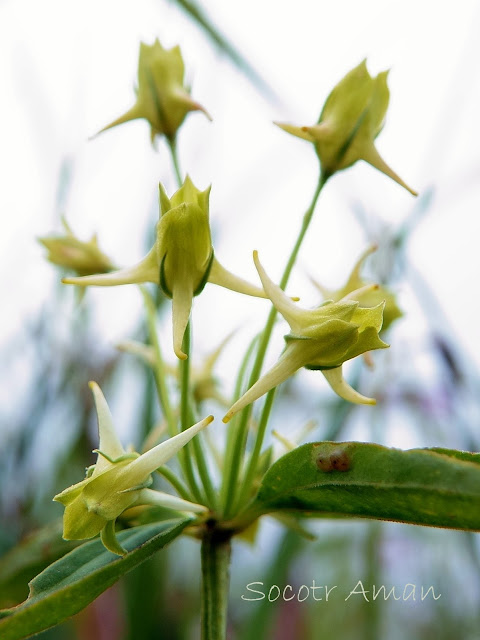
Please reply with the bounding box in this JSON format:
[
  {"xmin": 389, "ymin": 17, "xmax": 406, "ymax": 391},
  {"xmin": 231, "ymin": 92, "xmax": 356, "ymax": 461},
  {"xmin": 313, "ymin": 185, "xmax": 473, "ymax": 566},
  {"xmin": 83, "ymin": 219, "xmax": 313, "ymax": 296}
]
[
  {"xmin": 221, "ymin": 172, "xmax": 328, "ymax": 517},
  {"xmin": 168, "ymin": 138, "xmax": 183, "ymax": 186}
]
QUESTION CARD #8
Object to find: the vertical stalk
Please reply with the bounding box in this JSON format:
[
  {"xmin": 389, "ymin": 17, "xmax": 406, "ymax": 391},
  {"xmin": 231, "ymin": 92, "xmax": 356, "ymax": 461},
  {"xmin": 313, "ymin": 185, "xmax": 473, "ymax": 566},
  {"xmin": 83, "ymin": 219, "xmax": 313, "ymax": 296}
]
[
  {"xmin": 221, "ymin": 172, "xmax": 328, "ymax": 516},
  {"xmin": 201, "ymin": 530, "xmax": 232, "ymax": 640},
  {"xmin": 180, "ymin": 322, "xmax": 218, "ymax": 509},
  {"xmin": 168, "ymin": 137, "xmax": 183, "ymax": 186}
]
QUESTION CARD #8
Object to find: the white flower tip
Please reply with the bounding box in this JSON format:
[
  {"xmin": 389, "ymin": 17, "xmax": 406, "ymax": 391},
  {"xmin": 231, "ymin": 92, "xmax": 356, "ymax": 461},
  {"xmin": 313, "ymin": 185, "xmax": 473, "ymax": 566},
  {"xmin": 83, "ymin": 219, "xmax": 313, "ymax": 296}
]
[
  {"xmin": 290, "ymin": 295, "xmax": 300, "ymax": 302},
  {"xmin": 322, "ymin": 367, "xmax": 377, "ymax": 406},
  {"xmin": 175, "ymin": 348, "xmax": 188, "ymax": 360},
  {"xmin": 222, "ymin": 411, "xmax": 233, "ymax": 424}
]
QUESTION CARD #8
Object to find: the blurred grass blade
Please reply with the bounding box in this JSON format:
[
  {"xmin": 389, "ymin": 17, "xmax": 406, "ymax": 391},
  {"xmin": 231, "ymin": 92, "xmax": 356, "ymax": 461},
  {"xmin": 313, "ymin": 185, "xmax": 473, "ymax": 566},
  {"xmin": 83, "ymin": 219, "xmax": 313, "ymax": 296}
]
[
  {"xmin": 172, "ymin": 0, "xmax": 281, "ymax": 104},
  {"xmin": 0, "ymin": 519, "xmax": 190, "ymax": 640},
  {"xmin": 254, "ymin": 442, "xmax": 480, "ymax": 530}
]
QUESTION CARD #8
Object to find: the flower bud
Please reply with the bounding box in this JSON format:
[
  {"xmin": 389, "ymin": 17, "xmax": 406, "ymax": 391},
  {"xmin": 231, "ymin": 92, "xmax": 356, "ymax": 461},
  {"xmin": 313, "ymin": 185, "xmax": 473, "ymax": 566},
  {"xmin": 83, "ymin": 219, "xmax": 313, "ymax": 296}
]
[
  {"xmin": 54, "ymin": 382, "xmax": 212, "ymax": 555},
  {"xmin": 63, "ymin": 177, "xmax": 267, "ymax": 360},
  {"xmin": 39, "ymin": 218, "xmax": 114, "ymax": 277},
  {"xmin": 275, "ymin": 60, "xmax": 417, "ymax": 195},
  {"xmin": 311, "ymin": 245, "xmax": 402, "ymax": 333},
  {"xmin": 96, "ymin": 39, "xmax": 211, "ymax": 142},
  {"xmin": 223, "ymin": 252, "xmax": 388, "ymax": 422}
]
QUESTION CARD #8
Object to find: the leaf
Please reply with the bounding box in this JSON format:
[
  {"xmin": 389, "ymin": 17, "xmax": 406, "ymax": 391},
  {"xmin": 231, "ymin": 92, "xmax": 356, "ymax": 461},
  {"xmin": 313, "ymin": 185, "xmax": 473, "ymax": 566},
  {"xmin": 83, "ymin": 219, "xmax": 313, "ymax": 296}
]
[
  {"xmin": 0, "ymin": 519, "xmax": 190, "ymax": 640},
  {"xmin": 254, "ymin": 442, "xmax": 480, "ymax": 530},
  {"xmin": 0, "ymin": 520, "xmax": 79, "ymax": 608}
]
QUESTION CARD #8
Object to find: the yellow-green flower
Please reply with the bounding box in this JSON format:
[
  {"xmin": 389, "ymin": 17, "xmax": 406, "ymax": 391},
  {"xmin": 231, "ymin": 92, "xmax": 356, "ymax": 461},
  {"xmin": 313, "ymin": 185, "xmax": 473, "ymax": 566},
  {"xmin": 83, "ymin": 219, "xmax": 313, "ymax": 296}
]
[
  {"xmin": 311, "ymin": 245, "xmax": 402, "ymax": 333},
  {"xmin": 39, "ymin": 218, "xmax": 114, "ymax": 277},
  {"xmin": 62, "ymin": 177, "xmax": 266, "ymax": 359},
  {"xmin": 54, "ymin": 382, "xmax": 212, "ymax": 555},
  {"xmin": 223, "ymin": 252, "xmax": 388, "ymax": 422},
  {"xmin": 275, "ymin": 60, "xmax": 417, "ymax": 195},
  {"xmin": 96, "ymin": 39, "xmax": 211, "ymax": 143}
]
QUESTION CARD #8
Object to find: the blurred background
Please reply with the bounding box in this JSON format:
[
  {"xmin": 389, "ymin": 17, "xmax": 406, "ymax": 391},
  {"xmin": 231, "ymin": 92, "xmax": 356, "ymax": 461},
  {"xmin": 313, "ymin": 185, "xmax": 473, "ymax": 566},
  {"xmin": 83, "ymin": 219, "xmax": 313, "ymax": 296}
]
[{"xmin": 1, "ymin": 0, "xmax": 480, "ymax": 638}]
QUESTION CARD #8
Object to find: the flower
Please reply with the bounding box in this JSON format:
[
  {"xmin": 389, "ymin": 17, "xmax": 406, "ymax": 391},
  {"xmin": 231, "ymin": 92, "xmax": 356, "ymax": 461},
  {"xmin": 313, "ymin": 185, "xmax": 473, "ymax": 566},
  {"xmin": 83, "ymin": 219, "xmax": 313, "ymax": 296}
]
[
  {"xmin": 275, "ymin": 60, "xmax": 417, "ymax": 195},
  {"xmin": 62, "ymin": 177, "xmax": 266, "ymax": 360},
  {"xmin": 223, "ymin": 252, "xmax": 388, "ymax": 422},
  {"xmin": 95, "ymin": 39, "xmax": 211, "ymax": 143},
  {"xmin": 311, "ymin": 245, "xmax": 402, "ymax": 333},
  {"xmin": 38, "ymin": 218, "xmax": 114, "ymax": 277},
  {"xmin": 54, "ymin": 382, "xmax": 212, "ymax": 555},
  {"xmin": 118, "ymin": 330, "xmax": 235, "ymax": 407}
]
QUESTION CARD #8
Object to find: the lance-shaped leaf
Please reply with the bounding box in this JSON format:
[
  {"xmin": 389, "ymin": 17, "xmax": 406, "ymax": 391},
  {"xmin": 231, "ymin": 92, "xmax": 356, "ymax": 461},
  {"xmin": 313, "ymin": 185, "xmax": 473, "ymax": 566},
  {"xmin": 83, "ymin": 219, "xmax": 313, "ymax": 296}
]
[
  {"xmin": 253, "ymin": 442, "xmax": 480, "ymax": 531},
  {"xmin": 0, "ymin": 520, "xmax": 190, "ymax": 640}
]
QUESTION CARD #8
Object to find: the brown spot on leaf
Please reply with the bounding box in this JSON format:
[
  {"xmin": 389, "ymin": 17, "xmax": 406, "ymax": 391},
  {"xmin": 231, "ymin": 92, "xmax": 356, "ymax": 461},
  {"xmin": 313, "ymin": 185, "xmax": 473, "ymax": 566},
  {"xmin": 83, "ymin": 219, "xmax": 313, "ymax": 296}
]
[{"xmin": 316, "ymin": 449, "xmax": 351, "ymax": 472}]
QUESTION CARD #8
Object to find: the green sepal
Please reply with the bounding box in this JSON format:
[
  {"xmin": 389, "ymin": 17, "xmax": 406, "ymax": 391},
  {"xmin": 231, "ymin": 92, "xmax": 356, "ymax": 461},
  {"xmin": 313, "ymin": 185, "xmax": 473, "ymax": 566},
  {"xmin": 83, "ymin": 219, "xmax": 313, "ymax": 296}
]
[
  {"xmin": 100, "ymin": 520, "xmax": 127, "ymax": 557},
  {"xmin": 193, "ymin": 248, "xmax": 215, "ymax": 296}
]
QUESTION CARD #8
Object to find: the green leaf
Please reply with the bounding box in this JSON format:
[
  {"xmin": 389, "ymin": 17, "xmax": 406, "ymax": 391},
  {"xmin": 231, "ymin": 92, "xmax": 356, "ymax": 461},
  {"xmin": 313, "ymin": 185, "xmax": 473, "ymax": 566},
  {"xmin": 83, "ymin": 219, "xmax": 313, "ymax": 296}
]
[
  {"xmin": 0, "ymin": 520, "xmax": 79, "ymax": 608},
  {"xmin": 0, "ymin": 519, "xmax": 190, "ymax": 640},
  {"xmin": 254, "ymin": 442, "xmax": 480, "ymax": 530}
]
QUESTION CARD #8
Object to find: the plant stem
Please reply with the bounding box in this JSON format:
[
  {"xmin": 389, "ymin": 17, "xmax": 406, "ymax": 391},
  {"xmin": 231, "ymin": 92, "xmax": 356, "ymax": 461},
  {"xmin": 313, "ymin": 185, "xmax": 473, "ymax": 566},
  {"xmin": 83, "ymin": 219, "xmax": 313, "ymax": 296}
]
[
  {"xmin": 180, "ymin": 324, "xmax": 218, "ymax": 509},
  {"xmin": 168, "ymin": 137, "xmax": 183, "ymax": 186},
  {"xmin": 142, "ymin": 287, "xmax": 177, "ymax": 438},
  {"xmin": 156, "ymin": 465, "xmax": 193, "ymax": 501},
  {"xmin": 179, "ymin": 322, "xmax": 205, "ymax": 502},
  {"xmin": 201, "ymin": 530, "xmax": 232, "ymax": 640},
  {"xmin": 221, "ymin": 172, "xmax": 328, "ymax": 517}
]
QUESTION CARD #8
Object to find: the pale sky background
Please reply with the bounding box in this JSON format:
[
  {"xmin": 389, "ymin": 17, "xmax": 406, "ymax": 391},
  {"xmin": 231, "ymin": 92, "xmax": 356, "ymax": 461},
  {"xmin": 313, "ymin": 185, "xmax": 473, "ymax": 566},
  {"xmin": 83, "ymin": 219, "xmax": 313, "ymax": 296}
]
[{"xmin": 1, "ymin": 0, "xmax": 480, "ymax": 447}]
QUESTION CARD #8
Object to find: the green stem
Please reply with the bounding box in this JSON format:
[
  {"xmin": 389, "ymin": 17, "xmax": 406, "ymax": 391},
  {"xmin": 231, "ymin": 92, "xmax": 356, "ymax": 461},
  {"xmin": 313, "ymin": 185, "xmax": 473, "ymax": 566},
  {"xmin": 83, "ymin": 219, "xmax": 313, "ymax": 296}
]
[
  {"xmin": 179, "ymin": 322, "xmax": 204, "ymax": 502},
  {"xmin": 142, "ymin": 287, "xmax": 177, "ymax": 438},
  {"xmin": 180, "ymin": 324, "xmax": 218, "ymax": 509},
  {"xmin": 168, "ymin": 137, "xmax": 183, "ymax": 186},
  {"xmin": 201, "ymin": 530, "xmax": 231, "ymax": 640},
  {"xmin": 156, "ymin": 465, "xmax": 193, "ymax": 501},
  {"xmin": 221, "ymin": 173, "xmax": 328, "ymax": 517}
]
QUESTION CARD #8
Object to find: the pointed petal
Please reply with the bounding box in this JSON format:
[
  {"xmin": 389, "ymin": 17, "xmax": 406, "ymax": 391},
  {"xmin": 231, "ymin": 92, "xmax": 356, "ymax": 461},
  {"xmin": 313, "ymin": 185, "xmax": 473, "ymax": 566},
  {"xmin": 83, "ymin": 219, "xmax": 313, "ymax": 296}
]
[
  {"xmin": 159, "ymin": 183, "xmax": 172, "ymax": 216},
  {"xmin": 137, "ymin": 488, "xmax": 207, "ymax": 513},
  {"xmin": 322, "ymin": 366, "xmax": 376, "ymax": 405},
  {"xmin": 274, "ymin": 122, "xmax": 315, "ymax": 142},
  {"xmin": 126, "ymin": 415, "xmax": 214, "ymax": 478},
  {"xmin": 171, "ymin": 280, "xmax": 194, "ymax": 360},
  {"xmin": 362, "ymin": 145, "xmax": 418, "ymax": 196},
  {"xmin": 92, "ymin": 104, "xmax": 144, "ymax": 139},
  {"xmin": 100, "ymin": 520, "xmax": 127, "ymax": 556},
  {"xmin": 309, "ymin": 275, "xmax": 331, "ymax": 299},
  {"xmin": 116, "ymin": 340, "xmax": 157, "ymax": 367},
  {"xmin": 253, "ymin": 251, "xmax": 303, "ymax": 331},
  {"xmin": 346, "ymin": 244, "xmax": 378, "ymax": 289},
  {"xmin": 340, "ymin": 283, "xmax": 379, "ymax": 302},
  {"xmin": 89, "ymin": 382, "xmax": 125, "ymax": 475},
  {"xmin": 62, "ymin": 248, "xmax": 159, "ymax": 287},
  {"xmin": 208, "ymin": 257, "xmax": 266, "ymax": 299},
  {"xmin": 302, "ymin": 122, "xmax": 332, "ymax": 142},
  {"xmin": 223, "ymin": 347, "xmax": 304, "ymax": 422},
  {"xmin": 203, "ymin": 329, "xmax": 236, "ymax": 375}
]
